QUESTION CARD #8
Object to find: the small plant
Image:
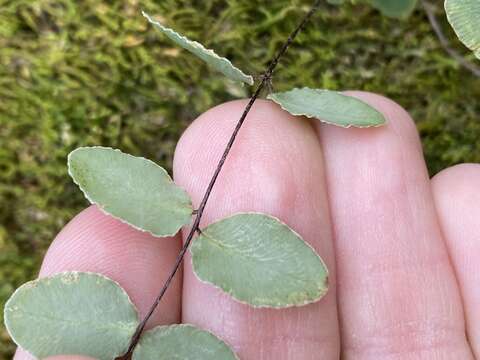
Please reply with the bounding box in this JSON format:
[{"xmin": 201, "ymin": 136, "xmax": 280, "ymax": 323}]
[{"xmin": 4, "ymin": 1, "xmax": 387, "ymax": 359}]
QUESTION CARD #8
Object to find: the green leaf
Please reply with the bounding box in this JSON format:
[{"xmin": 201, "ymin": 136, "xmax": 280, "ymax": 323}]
[
  {"xmin": 268, "ymin": 88, "xmax": 386, "ymax": 128},
  {"xmin": 4, "ymin": 272, "xmax": 139, "ymax": 360},
  {"xmin": 369, "ymin": 0, "xmax": 417, "ymax": 19},
  {"xmin": 191, "ymin": 213, "xmax": 329, "ymax": 308},
  {"xmin": 133, "ymin": 324, "xmax": 238, "ymax": 360},
  {"xmin": 142, "ymin": 11, "xmax": 254, "ymax": 85},
  {"xmin": 445, "ymin": 0, "xmax": 480, "ymax": 60},
  {"xmin": 68, "ymin": 146, "xmax": 193, "ymax": 237}
]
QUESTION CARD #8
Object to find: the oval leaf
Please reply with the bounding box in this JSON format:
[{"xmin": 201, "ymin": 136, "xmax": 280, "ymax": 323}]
[
  {"xmin": 133, "ymin": 324, "xmax": 238, "ymax": 360},
  {"xmin": 142, "ymin": 11, "xmax": 254, "ymax": 85},
  {"xmin": 268, "ymin": 88, "xmax": 386, "ymax": 128},
  {"xmin": 4, "ymin": 272, "xmax": 139, "ymax": 360},
  {"xmin": 68, "ymin": 146, "xmax": 193, "ymax": 237},
  {"xmin": 370, "ymin": 0, "xmax": 417, "ymax": 19},
  {"xmin": 191, "ymin": 213, "xmax": 329, "ymax": 308},
  {"xmin": 445, "ymin": 0, "xmax": 480, "ymax": 59}
]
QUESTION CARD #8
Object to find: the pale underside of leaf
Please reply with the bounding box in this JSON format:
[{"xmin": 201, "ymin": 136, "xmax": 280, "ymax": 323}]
[
  {"xmin": 370, "ymin": 0, "xmax": 418, "ymax": 19},
  {"xmin": 68, "ymin": 146, "xmax": 193, "ymax": 237},
  {"xmin": 268, "ymin": 88, "xmax": 386, "ymax": 128},
  {"xmin": 4, "ymin": 272, "xmax": 139, "ymax": 360},
  {"xmin": 142, "ymin": 11, "xmax": 254, "ymax": 85},
  {"xmin": 133, "ymin": 324, "xmax": 238, "ymax": 360},
  {"xmin": 445, "ymin": 0, "xmax": 480, "ymax": 60},
  {"xmin": 191, "ymin": 213, "xmax": 329, "ymax": 308}
]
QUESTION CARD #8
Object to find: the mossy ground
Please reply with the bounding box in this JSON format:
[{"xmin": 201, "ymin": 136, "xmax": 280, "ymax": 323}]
[{"xmin": 1, "ymin": 0, "xmax": 479, "ymax": 357}]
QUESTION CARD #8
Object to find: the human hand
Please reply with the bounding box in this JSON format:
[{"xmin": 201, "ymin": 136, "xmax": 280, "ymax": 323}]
[{"xmin": 14, "ymin": 92, "xmax": 479, "ymax": 360}]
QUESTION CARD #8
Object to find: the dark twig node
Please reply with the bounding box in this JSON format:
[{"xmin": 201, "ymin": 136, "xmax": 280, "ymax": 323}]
[
  {"xmin": 253, "ymin": 73, "xmax": 274, "ymax": 94},
  {"xmin": 264, "ymin": 74, "xmax": 274, "ymax": 95}
]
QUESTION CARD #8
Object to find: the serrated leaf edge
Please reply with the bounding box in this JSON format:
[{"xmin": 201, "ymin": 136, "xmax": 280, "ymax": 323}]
[
  {"xmin": 142, "ymin": 11, "xmax": 254, "ymax": 86},
  {"xmin": 190, "ymin": 211, "xmax": 329, "ymax": 309},
  {"xmin": 67, "ymin": 146, "xmax": 193, "ymax": 238},
  {"xmin": 267, "ymin": 87, "xmax": 386, "ymax": 129}
]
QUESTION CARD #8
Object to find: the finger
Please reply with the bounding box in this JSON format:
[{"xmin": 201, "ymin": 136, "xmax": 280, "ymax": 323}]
[
  {"xmin": 316, "ymin": 92, "xmax": 473, "ymax": 359},
  {"xmin": 432, "ymin": 164, "xmax": 480, "ymax": 357},
  {"xmin": 14, "ymin": 205, "xmax": 182, "ymax": 360},
  {"xmin": 173, "ymin": 100, "xmax": 340, "ymax": 359}
]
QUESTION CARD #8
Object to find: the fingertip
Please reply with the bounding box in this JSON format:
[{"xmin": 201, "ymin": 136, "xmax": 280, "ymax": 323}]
[
  {"xmin": 344, "ymin": 91, "xmax": 416, "ymax": 130},
  {"xmin": 431, "ymin": 163, "xmax": 480, "ymax": 233},
  {"xmin": 431, "ymin": 162, "xmax": 480, "ymax": 246},
  {"xmin": 432, "ymin": 163, "xmax": 480, "ymax": 193},
  {"xmin": 337, "ymin": 91, "xmax": 421, "ymax": 151}
]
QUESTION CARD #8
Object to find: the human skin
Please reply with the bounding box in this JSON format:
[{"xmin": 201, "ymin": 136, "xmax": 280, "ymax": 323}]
[{"xmin": 14, "ymin": 92, "xmax": 480, "ymax": 360}]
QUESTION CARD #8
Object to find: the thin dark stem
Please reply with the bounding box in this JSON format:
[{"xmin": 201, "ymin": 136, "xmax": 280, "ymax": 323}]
[
  {"xmin": 116, "ymin": 1, "xmax": 322, "ymax": 358},
  {"xmin": 422, "ymin": 0, "xmax": 480, "ymax": 77}
]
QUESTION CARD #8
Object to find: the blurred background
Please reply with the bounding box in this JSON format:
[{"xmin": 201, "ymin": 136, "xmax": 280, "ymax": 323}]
[{"xmin": 1, "ymin": 0, "xmax": 479, "ymax": 357}]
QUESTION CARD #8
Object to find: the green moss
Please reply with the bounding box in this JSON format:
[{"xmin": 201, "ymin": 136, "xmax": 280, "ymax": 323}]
[{"xmin": 1, "ymin": 1, "xmax": 478, "ymax": 356}]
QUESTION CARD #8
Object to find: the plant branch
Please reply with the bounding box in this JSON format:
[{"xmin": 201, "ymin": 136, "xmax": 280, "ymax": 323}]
[
  {"xmin": 116, "ymin": 1, "xmax": 322, "ymax": 358},
  {"xmin": 422, "ymin": 0, "xmax": 480, "ymax": 77}
]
